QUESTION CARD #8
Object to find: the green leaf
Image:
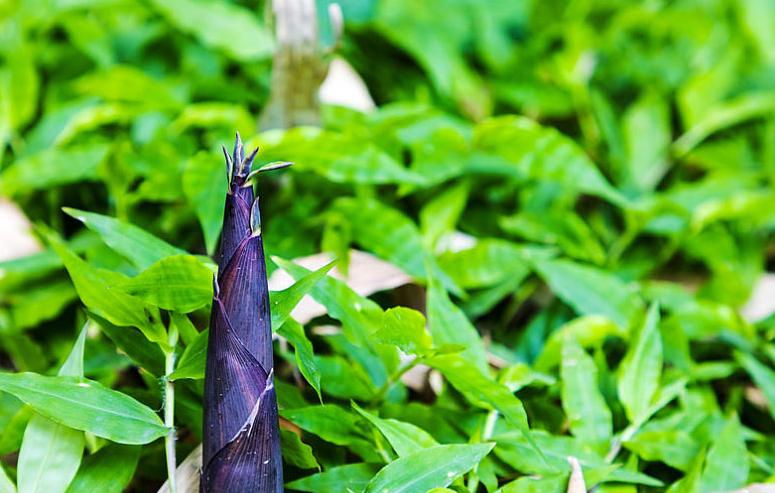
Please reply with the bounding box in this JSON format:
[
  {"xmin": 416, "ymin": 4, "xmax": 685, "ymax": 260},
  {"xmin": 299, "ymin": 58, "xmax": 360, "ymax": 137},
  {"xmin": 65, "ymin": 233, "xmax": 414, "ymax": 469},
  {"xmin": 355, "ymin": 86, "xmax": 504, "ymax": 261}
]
[
  {"xmin": 147, "ymin": 0, "xmax": 274, "ymax": 61},
  {"xmin": 624, "ymin": 430, "xmax": 700, "ymax": 471},
  {"xmin": 618, "ymin": 305, "xmax": 663, "ymax": 424},
  {"xmin": 277, "ymin": 319, "xmax": 322, "ymax": 401},
  {"xmin": 472, "ymin": 115, "xmax": 626, "ymax": 205},
  {"xmin": 329, "ymin": 197, "xmax": 462, "ymax": 296},
  {"xmin": 112, "ymin": 255, "xmax": 213, "ymax": 312},
  {"xmin": 419, "ymin": 180, "xmax": 470, "ymax": 250},
  {"xmin": 168, "ymin": 329, "xmax": 208, "ymax": 381},
  {"xmin": 426, "ymin": 354, "xmax": 536, "ymax": 452},
  {"xmin": 280, "ymin": 429, "xmax": 320, "ymax": 470},
  {"xmin": 72, "ymin": 66, "xmax": 180, "ymax": 109},
  {"xmin": 0, "ymin": 45, "xmax": 39, "ymax": 131},
  {"xmin": 373, "ymin": 307, "xmax": 432, "ymax": 355},
  {"xmin": 280, "ymin": 405, "xmax": 372, "ymax": 450},
  {"xmin": 285, "ymin": 463, "xmax": 381, "ymax": 493},
  {"xmin": 0, "ymin": 463, "xmax": 15, "ymax": 493},
  {"xmin": 561, "ymin": 336, "xmax": 612, "ymax": 447},
  {"xmin": 427, "ymin": 277, "xmax": 488, "ymax": 371},
  {"xmin": 735, "ymin": 351, "xmax": 775, "ymax": 421},
  {"xmin": 352, "ymin": 402, "xmax": 438, "ymax": 457},
  {"xmin": 0, "ymin": 373, "xmax": 167, "ymax": 445},
  {"xmin": 88, "ymin": 315, "xmax": 165, "ymax": 376},
  {"xmin": 62, "ymin": 208, "xmax": 186, "ymax": 270},
  {"xmin": 699, "ymin": 414, "xmax": 748, "ymax": 492},
  {"xmin": 258, "ymin": 127, "xmax": 427, "ymax": 186},
  {"xmin": 497, "ymin": 474, "xmax": 568, "ymax": 493},
  {"xmin": 59, "ymin": 325, "xmax": 87, "ymax": 378},
  {"xmin": 182, "ymin": 151, "xmax": 227, "ymax": 256},
  {"xmin": 0, "ymin": 145, "xmax": 110, "ymax": 195},
  {"xmin": 17, "ymin": 414, "xmax": 84, "ymax": 493},
  {"xmin": 622, "ymin": 91, "xmax": 671, "ymax": 193},
  {"xmin": 63, "ymin": 444, "xmax": 140, "ymax": 493},
  {"xmin": 531, "ymin": 258, "xmax": 643, "ymax": 329},
  {"xmin": 270, "ymin": 261, "xmax": 336, "ymax": 331},
  {"xmin": 43, "ymin": 230, "xmax": 166, "ymax": 345},
  {"xmin": 363, "ymin": 443, "xmax": 494, "ymax": 493}
]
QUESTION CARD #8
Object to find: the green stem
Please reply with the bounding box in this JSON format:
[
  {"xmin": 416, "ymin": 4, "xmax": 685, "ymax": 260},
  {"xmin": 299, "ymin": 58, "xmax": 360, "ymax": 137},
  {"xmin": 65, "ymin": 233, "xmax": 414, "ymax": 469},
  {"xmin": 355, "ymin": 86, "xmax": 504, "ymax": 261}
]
[
  {"xmin": 369, "ymin": 358, "xmax": 421, "ymax": 405},
  {"xmin": 164, "ymin": 347, "xmax": 177, "ymax": 493}
]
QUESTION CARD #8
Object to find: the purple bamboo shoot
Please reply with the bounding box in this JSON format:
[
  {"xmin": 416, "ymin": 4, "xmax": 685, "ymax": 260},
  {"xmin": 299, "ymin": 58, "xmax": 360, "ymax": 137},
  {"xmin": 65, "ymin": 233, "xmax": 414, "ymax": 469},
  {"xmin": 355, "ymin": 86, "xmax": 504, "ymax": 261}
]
[{"xmin": 202, "ymin": 133, "xmax": 289, "ymax": 492}]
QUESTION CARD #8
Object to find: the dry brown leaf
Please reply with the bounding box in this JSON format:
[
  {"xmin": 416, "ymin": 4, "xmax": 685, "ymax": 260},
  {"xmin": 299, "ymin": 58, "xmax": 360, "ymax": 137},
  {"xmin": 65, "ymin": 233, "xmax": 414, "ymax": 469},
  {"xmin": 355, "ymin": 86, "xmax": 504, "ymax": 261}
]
[{"xmin": 0, "ymin": 198, "xmax": 41, "ymax": 263}]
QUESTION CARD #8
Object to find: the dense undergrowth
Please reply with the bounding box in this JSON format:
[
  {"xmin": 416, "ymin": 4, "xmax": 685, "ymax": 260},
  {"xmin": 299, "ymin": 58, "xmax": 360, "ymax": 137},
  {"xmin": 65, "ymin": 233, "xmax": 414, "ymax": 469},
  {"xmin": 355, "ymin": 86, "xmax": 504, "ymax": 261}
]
[{"xmin": 2, "ymin": 0, "xmax": 775, "ymax": 491}]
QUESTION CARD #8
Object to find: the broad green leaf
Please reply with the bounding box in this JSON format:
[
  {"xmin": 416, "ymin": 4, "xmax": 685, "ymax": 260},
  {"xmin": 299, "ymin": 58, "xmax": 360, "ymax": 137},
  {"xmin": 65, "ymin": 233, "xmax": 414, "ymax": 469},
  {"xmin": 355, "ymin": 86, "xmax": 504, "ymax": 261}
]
[
  {"xmin": 699, "ymin": 414, "xmax": 748, "ymax": 492},
  {"xmin": 270, "ymin": 261, "xmax": 336, "ymax": 330},
  {"xmin": 112, "ymin": 255, "xmax": 213, "ymax": 312},
  {"xmin": 0, "ymin": 406, "xmax": 34, "ymax": 456},
  {"xmin": 561, "ymin": 336, "xmax": 612, "ymax": 447},
  {"xmin": 171, "ymin": 103, "xmax": 254, "ymax": 134},
  {"xmin": 258, "ymin": 127, "xmax": 427, "ymax": 185},
  {"xmin": 472, "ymin": 116, "xmax": 626, "ymax": 205},
  {"xmin": 427, "ymin": 277, "xmax": 488, "ymax": 371},
  {"xmin": 0, "ymin": 145, "xmax": 110, "ymax": 195},
  {"xmin": 497, "ymin": 474, "xmax": 568, "ymax": 493},
  {"xmin": 0, "ymin": 373, "xmax": 167, "ymax": 445},
  {"xmin": 437, "ymin": 239, "xmax": 543, "ymax": 289},
  {"xmin": 62, "ymin": 208, "xmax": 186, "ymax": 270},
  {"xmin": 59, "ymin": 325, "xmax": 87, "ymax": 378},
  {"xmin": 622, "ymin": 91, "xmax": 671, "ymax": 193},
  {"xmin": 73, "ymin": 66, "xmax": 181, "ymax": 109},
  {"xmin": 280, "ymin": 405, "xmax": 369, "ymax": 448},
  {"xmin": 736, "ymin": 351, "xmax": 775, "ymax": 421},
  {"xmin": 277, "ymin": 319, "xmax": 322, "ymax": 401},
  {"xmin": 618, "ymin": 305, "xmax": 663, "ymax": 424},
  {"xmin": 329, "ymin": 197, "xmax": 462, "ymax": 295},
  {"xmin": 427, "ymin": 354, "xmax": 534, "ymax": 447},
  {"xmin": 363, "ymin": 443, "xmax": 494, "ymax": 493},
  {"xmin": 89, "ymin": 315, "xmax": 165, "ymax": 376},
  {"xmin": 352, "ymin": 402, "xmax": 438, "ymax": 457},
  {"xmin": 44, "ymin": 231, "xmax": 166, "ymax": 345},
  {"xmin": 534, "ymin": 316, "xmax": 623, "ymax": 372},
  {"xmin": 0, "ymin": 463, "xmax": 14, "ymax": 493},
  {"xmin": 8, "ymin": 281, "xmax": 76, "ymax": 332},
  {"xmin": 532, "ymin": 258, "xmax": 643, "ymax": 329},
  {"xmin": 315, "ymin": 355, "xmax": 376, "ymax": 401},
  {"xmin": 168, "ymin": 329, "xmax": 208, "ymax": 381},
  {"xmin": 280, "ymin": 428, "xmax": 319, "ymax": 470},
  {"xmin": 419, "ymin": 180, "xmax": 470, "ymax": 250},
  {"xmin": 147, "ymin": 0, "xmax": 273, "ymax": 61},
  {"xmin": 624, "ymin": 430, "xmax": 700, "ymax": 471},
  {"xmin": 182, "ymin": 151, "xmax": 227, "ymax": 256},
  {"xmin": 0, "ymin": 45, "xmax": 38, "ymax": 131},
  {"xmin": 373, "ymin": 307, "xmax": 432, "ymax": 355},
  {"xmin": 17, "ymin": 415, "xmax": 84, "ymax": 493},
  {"xmin": 285, "ymin": 463, "xmax": 381, "ymax": 493},
  {"xmin": 674, "ymin": 92, "xmax": 775, "ymax": 156},
  {"xmin": 63, "ymin": 444, "xmax": 140, "ymax": 493}
]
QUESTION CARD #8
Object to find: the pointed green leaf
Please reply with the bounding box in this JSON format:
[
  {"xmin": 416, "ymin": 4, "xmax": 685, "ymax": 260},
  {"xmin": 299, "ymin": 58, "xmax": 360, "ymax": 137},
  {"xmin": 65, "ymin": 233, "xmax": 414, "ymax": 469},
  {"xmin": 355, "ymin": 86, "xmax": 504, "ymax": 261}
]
[
  {"xmin": 561, "ymin": 336, "xmax": 612, "ymax": 446},
  {"xmin": 363, "ymin": 443, "xmax": 494, "ymax": 493},
  {"xmin": 736, "ymin": 351, "xmax": 775, "ymax": 421},
  {"xmin": 112, "ymin": 255, "xmax": 213, "ymax": 312},
  {"xmin": 352, "ymin": 402, "xmax": 438, "ymax": 457},
  {"xmin": 17, "ymin": 414, "xmax": 84, "ymax": 493},
  {"xmin": 168, "ymin": 329, "xmax": 208, "ymax": 380},
  {"xmin": 0, "ymin": 373, "xmax": 167, "ymax": 445},
  {"xmin": 618, "ymin": 305, "xmax": 663, "ymax": 423},
  {"xmin": 183, "ymin": 151, "xmax": 227, "ymax": 255},
  {"xmin": 270, "ymin": 261, "xmax": 336, "ymax": 330},
  {"xmin": 62, "ymin": 208, "xmax": 185, "ymax": 270},
  {"xmin": 699, "ymin": 414, "xmax": 748, "ymax": 492},
  {"xmin": 43, "ymin": 231, "xmax": 166, "ymax": 345},
  {"xmin": 63, "ymin": 444, "xmax": 140, "ymax": 493},
  {"xmin": 373, "ymin": 307, "xmax": 432, "ymax": 355},
  {"xmin": 277, "ymin": 319, "xmax": 321, "ymax": 401},
  {"xmin": 280, "ymin": 429, "xmax": 320, "ymax": 470},
  {"xmin": 427, "ymin": 277, "xmax": 488, "ymax": 371},
  {"xmin": 531, "ymin": 258, "xmax": 643, "ymax": 328},
  {"xmin": 285, "ymin": 463, "xmax": 380, "ymax": 493}
]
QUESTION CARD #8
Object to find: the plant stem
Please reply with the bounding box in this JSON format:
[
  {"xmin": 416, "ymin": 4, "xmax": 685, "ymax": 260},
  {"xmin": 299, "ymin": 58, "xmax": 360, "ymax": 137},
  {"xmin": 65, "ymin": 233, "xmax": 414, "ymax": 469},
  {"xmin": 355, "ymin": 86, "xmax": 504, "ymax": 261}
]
[
  {"xmin": 164, "ymin": 347, "xmax": 177, "ymax": 493},
  {"xmin": 369, "ymin": 358, "xmax": 421, "ymax": 405}
]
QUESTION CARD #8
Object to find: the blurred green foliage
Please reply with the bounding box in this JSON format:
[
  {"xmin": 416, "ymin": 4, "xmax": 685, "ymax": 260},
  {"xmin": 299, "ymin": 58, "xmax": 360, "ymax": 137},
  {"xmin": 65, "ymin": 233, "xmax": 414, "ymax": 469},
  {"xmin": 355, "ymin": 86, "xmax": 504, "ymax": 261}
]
[{"xmin": 2, "ymin": 0, "xmax": 775, "ymax": 491}]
